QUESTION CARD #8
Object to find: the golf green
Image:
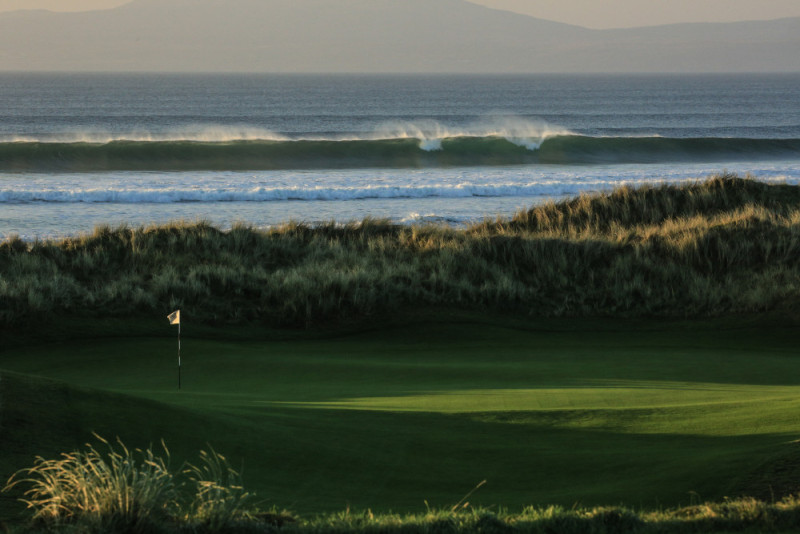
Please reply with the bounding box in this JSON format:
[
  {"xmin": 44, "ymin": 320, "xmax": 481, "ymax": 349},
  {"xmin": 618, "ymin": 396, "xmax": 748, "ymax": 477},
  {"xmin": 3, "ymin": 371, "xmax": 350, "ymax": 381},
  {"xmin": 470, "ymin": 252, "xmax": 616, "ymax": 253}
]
[{"xmin": 2, "ymin": 319, "xmax": 799, "ymax": 517}]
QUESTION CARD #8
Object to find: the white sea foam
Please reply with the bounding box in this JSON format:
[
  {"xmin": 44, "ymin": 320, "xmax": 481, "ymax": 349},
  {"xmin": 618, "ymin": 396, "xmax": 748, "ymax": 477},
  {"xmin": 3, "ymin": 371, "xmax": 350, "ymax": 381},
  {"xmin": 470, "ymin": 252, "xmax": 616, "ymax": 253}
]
[
  {"xmin": 0, "ymin": 182, "xmax": 582, "ymax": 204},
  {"xmin": 371, "ymin": 117, "xmax": 573, "ymax": 151},
  {"xmin": 0, "ymin": 117, "xmax": 573, "ymax": 150},
  {"xmin": 3, "ymin": 163, "xmax": 799, "ymax": 206},
  {"xmin": 0, "ymin": 126, "xmax": 292, "ymax": 144},
  {"xmin": 3, "ymin": 163, "xmax": 800, "ymax": 241}
]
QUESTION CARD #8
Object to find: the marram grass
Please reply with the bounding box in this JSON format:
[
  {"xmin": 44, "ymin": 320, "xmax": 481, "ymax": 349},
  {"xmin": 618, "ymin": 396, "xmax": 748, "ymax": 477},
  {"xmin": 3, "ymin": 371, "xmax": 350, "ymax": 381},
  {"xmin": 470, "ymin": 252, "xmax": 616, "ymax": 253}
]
[
  {"xmin": 183, "ymin": 447, "xmax": 252, "ymax": 530},
  {"xmin": 6, "ymin": 440, "xmax": 800, "ymax": 533},
  {"xmin": 3, "ymin": 173, "xmax": 800, "ymax": 329},
  {"xmin": 4, "ymin": 437, "xmax": 253, "ymax": 532}
]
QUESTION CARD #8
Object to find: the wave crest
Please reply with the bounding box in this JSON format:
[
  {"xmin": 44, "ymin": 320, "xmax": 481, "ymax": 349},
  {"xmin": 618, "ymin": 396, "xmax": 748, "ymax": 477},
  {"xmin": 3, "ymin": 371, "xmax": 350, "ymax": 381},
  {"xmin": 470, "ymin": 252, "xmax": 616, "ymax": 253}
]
[
  {"xmin": 0, "ymin": 182, "xmax": 571, "ymax": 204},
  {"xmin": 372, "ymin": 118, "xmax": 570, "ymax": 151},
  {"xmin": 1, "ymin": 134, "xmax": 798, "ymax": 172}
]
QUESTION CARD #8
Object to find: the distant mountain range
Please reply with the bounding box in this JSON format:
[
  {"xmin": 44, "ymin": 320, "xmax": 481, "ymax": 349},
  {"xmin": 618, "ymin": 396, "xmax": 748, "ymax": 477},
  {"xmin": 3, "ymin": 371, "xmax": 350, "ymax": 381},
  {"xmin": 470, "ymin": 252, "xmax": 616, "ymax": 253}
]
[{"xmin": 1, "ymin": 0, "xmax": 799, "ymax": 73}]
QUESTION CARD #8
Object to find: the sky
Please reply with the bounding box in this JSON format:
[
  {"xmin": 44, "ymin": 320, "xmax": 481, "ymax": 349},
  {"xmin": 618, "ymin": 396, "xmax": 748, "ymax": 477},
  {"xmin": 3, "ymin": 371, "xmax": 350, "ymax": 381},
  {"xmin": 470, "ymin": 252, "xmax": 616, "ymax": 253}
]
[{"xmin": 1, "ymin": 0, "xmax": 799, "ymax": 28}]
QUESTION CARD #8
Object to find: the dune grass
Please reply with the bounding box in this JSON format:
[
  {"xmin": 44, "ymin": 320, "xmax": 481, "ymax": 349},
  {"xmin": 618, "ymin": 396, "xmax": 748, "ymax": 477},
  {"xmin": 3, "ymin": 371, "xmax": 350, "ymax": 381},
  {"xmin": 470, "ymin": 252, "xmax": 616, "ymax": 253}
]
[
  {"xmin": 4, "ymin": 437, "xmax": 252, "ymax": 532},
  {"xmin": 6, "ymin": 438, "xmax": 180, "ymax": 530},
  {"xmin": 8, "ymin": 437, "xmax": 800, "ymax": 534},
  {"xmin": 4, "ymin": 432, "xmax": 800, "ymax": 534},
  {"xmin": 8, "ymin": 432, "xmax": 800, "ymax": 534},
  {"xmin": 4, "ymin": 174, "xmax": 800, "ymax": 331}
]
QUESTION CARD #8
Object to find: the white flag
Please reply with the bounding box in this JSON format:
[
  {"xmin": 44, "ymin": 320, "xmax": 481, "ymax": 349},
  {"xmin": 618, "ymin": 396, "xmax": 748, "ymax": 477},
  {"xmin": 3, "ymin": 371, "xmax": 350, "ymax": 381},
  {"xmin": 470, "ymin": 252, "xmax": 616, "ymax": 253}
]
[{"xmin": 167, "ymin": 310, "xmax": 180, "ymax": 325}]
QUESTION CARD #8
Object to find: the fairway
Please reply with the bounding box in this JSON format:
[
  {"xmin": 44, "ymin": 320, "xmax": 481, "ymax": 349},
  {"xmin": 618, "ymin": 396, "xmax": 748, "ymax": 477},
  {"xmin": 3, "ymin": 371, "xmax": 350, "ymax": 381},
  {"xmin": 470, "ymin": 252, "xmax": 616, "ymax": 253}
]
[{"xmin": 2, "ymin": 320, "xmax": 800, "ymax": 517}]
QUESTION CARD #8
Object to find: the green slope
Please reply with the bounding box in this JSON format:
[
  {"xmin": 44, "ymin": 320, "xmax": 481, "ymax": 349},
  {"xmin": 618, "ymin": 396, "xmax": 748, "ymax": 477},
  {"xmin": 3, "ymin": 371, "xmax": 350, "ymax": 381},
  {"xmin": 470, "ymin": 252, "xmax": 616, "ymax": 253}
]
[
  {"xmin": 2, "ymin": 319, "xmax": 800, "ymax": 520},
  {"xmin": 0, "ymin": 371, "xmax": 260, "ymax": 521}
]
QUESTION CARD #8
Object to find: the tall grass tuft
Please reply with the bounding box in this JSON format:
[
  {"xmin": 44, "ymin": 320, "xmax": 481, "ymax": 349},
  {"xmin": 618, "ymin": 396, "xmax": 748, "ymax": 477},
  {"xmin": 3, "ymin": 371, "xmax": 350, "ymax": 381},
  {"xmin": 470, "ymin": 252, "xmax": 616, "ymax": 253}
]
[
  {"xmin": 4, "ymin": 436, "xmax": 177, "ymax": 532},
  {"xmin": 6, "ymin": 443, "xmax": 800, "ymax": 534},
  {"xmin": 182, "ymin": 446, "xmax": 253, "ymax": 529},
  {"xmin": 3, "ymin": 437, "xmax": 256, "ymax": 533}
]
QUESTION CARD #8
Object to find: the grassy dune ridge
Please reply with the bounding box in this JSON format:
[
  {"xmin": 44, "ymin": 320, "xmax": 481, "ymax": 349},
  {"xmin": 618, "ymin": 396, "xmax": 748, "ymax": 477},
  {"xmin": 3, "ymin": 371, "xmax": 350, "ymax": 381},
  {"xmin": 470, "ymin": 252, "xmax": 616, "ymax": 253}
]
[{"xmin": 3, "ymin": 174, "xmax": 800, "ymax": 329}]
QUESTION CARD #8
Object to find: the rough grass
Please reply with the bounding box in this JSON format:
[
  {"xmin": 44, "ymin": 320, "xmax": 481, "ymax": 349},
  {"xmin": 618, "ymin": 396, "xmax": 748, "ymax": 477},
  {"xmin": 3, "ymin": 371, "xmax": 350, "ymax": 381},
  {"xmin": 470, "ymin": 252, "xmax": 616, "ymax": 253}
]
[
  {"xmin": 6, "ymin": 438, "xmax": 800, "ymax": 534},
  {"xmin": 5, "ymin": 438, "xmax": 179, "ymax": 531},
  {"xmin": 9, "ymin": 500, "xmax": 800, "ymax": 534},
  {"xmin": 4, "ymin": 174, "xmax": 800, "ymax": 330},
  {"xmin": 4, "ymin": 438, "xmax": 252, "ymax": 533}
]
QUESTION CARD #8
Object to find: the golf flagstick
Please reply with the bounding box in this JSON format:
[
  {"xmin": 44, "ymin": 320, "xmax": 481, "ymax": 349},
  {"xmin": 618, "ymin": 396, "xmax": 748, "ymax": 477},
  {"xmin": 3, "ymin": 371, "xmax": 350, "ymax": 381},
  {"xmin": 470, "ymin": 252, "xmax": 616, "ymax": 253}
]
[{"xmin": 167, "ymin": 310, "xmax": 181, "ymax": 389}]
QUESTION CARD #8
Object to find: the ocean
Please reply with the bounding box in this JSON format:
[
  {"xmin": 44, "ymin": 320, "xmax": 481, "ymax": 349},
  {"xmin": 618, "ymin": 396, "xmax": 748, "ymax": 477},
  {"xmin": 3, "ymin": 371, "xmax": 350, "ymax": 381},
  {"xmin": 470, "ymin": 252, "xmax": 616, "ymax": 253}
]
[{"xmin": 2, "ymin": 72, "xmax": 800, "ymax": 241}]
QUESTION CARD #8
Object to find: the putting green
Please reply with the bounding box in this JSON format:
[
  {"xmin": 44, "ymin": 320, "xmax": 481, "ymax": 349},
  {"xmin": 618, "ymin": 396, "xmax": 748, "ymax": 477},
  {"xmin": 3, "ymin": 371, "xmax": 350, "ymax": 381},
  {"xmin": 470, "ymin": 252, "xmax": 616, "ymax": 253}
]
[
  {"xmin": 269, "ymin": 383, "xmax": 800, "ymax": 416},
  {"xmin": 2, "ymin": 320, "xmax": 800, "ymax": 515}
]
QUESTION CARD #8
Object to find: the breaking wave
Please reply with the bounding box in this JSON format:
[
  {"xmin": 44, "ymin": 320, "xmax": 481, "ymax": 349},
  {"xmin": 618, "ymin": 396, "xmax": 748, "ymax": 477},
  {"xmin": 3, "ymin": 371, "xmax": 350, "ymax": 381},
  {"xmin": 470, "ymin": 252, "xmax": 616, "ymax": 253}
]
[
  {"xmin": 1, "ymin": 135, "xmax": 799, "ymax": 172},
  {"xmin": 0, "ymin": 182, "xmax": 577, "ymax": 204}
]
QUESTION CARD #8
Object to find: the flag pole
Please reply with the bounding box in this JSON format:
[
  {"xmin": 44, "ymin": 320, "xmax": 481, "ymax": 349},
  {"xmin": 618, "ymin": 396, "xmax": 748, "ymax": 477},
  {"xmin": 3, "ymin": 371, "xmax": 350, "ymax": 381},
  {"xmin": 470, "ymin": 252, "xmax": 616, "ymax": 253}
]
[
  {"xmin": 168, "ymin": 310, "xmax": 181, "ymax": 390},
  {"xmin": 178, "ymin": 320, "xmax": 181, "ymax": 390}
]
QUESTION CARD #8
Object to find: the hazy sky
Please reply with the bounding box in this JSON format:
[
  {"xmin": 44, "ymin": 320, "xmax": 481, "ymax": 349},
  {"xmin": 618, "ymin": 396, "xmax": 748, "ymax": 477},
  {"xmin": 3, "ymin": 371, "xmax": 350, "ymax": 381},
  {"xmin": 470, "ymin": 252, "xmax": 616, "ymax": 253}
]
[{"xmin": 1, "ymin": 0, "xmax": 800, "ymax": 28}]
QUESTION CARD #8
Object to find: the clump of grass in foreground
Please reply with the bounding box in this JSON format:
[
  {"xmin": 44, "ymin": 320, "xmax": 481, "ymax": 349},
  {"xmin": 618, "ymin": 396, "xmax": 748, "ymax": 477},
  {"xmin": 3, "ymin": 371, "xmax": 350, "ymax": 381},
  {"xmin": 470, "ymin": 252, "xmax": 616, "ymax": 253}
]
[
  {"xmin": 182, "ymin": 447, "xmax": 252, "ymax": 530},
  {"xmin": 7, "ymin": 439, "xmax": 800, "ymax": 533},
  {"xmin": 4, "ymin": 173, "xmax": 800, "ymax": 329},
  {"xmin": 3, "ymin": 437, "xmax": 254, "ymax": 533},
  {"xmin": 6, "ymin": 440, "xmax": 800, "ymax": 533}
]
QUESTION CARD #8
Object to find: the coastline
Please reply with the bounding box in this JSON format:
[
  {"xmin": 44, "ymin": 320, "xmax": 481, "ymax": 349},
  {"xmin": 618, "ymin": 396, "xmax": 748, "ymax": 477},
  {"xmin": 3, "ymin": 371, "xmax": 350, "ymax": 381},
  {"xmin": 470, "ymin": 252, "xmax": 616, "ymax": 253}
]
[
  {"xmin": 3, "ymin": 174, "xmax": 800, "ymax": 329},
  {"xmin": 4, "ymin": 164, "xmax": 800, "ymax": 242}
]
